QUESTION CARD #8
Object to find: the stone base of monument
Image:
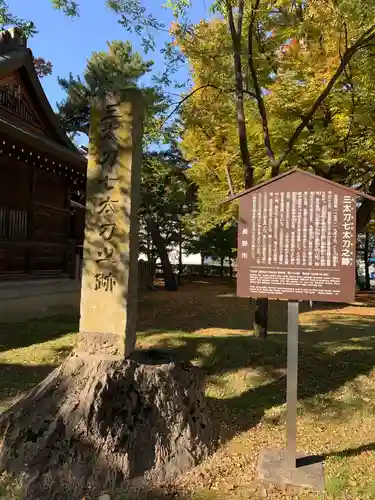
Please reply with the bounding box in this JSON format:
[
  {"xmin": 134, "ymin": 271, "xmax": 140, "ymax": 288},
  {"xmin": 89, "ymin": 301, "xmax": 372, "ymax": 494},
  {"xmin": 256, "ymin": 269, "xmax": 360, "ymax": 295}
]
[
  {"xmin": 256, "ymin": 448, "xmax": 325, "ymax": 491},
  {"xmin": 0, "ymin": 349, "xmax": 214, "ymax": 499}
]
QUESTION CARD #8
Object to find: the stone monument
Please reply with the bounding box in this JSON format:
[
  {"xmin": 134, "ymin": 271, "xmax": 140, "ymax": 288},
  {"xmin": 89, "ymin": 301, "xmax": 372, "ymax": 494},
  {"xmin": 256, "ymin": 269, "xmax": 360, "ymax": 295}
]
[
  {"xmin": 0, "ymin": 90, "xmax": 214, "ymax": 500},
  {"xmin": 78, "ymin": 91, "xmax": 143, "ymax": 358}
]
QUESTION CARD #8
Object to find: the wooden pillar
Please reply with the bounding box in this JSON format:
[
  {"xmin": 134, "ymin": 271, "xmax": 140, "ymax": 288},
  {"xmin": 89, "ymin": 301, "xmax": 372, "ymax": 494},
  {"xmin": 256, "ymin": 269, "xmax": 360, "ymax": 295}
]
[
  {"xmin": 78, "ymin": 90, "xmax": 144, "ymax": 358},
  {"xmin": 25, "ymin": 163, "xmax": 35, "ymax": 275}
]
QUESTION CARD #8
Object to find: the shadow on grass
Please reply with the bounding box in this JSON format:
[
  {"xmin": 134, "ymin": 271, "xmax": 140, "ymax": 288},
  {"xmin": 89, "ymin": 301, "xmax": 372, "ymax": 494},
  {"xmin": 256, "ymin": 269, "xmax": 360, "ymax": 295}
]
[
  {"xmin": 107, "ymin": 486, "xmax": 193, "ymax": 500},
  {"xmin": 0, "ymin": 363, "xmax": 55, "ymax": 411},
  {"xmin": 0, "ymin": 314, "xmax": 78, "ymax": 409},
  {"xmin": 137, "ymin": 313, "xmax": 375, "ymax": 446},
  {"xmin": 0, "ymin": 475, "xmax": 194, "ymax": 500},
  {"xmin": 323, "ymin": 442, "xmax": 375, "ymax": 459},
  {"xmin": 137, "ymin": 280, "xmax": 375, "ymax": 337},
  {"xmin": 138, "ymin": 293, "xmax": 289, "ymax": 334},
  {"xmin": 298, "ymin": 441, "xmax": 375, "ymax": 468},
  {"xmin": 0, "ymin": 314, "xmax": 79, "ymax": 352}
]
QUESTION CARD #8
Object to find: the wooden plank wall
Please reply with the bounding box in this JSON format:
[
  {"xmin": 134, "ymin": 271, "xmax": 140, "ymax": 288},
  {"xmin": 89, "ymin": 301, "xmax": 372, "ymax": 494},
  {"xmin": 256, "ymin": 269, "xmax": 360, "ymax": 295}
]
[{"xmin": 0, "ymin": 158, "xmax": 71, "ymax": 278}]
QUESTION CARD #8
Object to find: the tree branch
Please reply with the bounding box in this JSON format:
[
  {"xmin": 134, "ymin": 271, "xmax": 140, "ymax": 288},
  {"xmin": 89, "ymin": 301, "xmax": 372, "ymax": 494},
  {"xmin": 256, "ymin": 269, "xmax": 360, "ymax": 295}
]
[
  {"xmin": 341, "ymin": 22, "xmax": 357, "ymax": 154},
  {"xmin": 343, "ymin": 89, "xmax": 357, "ymax": 154},
  {"xmin": 243, "ymin": 88, "xmax": 257, "ymax": 98},
  {"xmin": 195, "ymin": 122, "xmax": 213, "ymax": 141},
  {"xmin": 194, "ymin": 122, "xmax": 236, "ymax": 194},
  {"xmin": 247, "ymin": 0, "xmax": 276, "ymax": 174},
  {"xmin": 274, "ymin": 24, "xmax": 375, "ymax": 174},
  {"xmin": 357, "ymin": 174, "xmax": 375, "ymax": 233},
  {"xmin": 225, "ymin": 164, "xmax": 235, "ymax": 196},
  {"xmin": 157, "ymin": 82, "xmax": 256, "ymax": 133},
  {"xmin": 158, "ymin": 84, "xmax": 224, "ymax": 129},
  {"xmin": 298, "ymin": 153, "xmax": 333, "ymax": 179},
  {"xmin": 237, "ymin": 0, "xmax": 245, "ymax": 36},
  {"xmin": 61, "ymin": 120, "xmax": 89, "ymax": 136},
  {"xmin": 227, "ymin": 0, "xmax": 238, "ymax": 41}
]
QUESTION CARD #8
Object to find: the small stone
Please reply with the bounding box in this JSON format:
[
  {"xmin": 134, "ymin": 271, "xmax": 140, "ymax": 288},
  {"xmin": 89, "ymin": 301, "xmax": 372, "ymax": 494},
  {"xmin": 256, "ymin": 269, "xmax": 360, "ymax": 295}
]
[{"xmin": 98, "ymin": 495, "xmax": 111, "ymax": 500}]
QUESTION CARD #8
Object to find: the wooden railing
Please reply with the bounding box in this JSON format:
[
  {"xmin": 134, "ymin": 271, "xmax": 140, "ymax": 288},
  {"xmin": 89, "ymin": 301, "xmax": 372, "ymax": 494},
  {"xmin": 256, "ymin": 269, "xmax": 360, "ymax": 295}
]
[
  {"xmin": 0, "ymin": 201, "xmax": 71, "ymax": 276},
  {"xmin": 0, "ymin": 84, "xmax": 42, "ymax": 128},
  {"xmin": 155, "ymin": 264, "xmax": 236, "ymax": 279},
  {"xmin": 0, "ymin": 206, "xmax": 28, "ymax": 241}
]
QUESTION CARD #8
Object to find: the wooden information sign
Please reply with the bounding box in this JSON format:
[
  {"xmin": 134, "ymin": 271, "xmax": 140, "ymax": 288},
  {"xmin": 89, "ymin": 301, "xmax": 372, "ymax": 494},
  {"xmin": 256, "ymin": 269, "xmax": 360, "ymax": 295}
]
[
  {"xmin": 224, "ymin": 168, "xmax": 375, "ymax": 492},
  {"xmin": 236, "ymin": 169, "xmax": 357, "ymax": 303}
]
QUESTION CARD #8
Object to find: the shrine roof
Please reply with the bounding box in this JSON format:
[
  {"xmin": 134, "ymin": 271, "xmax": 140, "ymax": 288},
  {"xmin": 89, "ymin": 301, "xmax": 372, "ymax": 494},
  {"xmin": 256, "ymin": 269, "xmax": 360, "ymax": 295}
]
[
  {"xmin": 222, "ymin": 168, "xmax": 375, "ymax": 204},
  {"xmin": 0, "ymin": 116, "xmax": 86, "ymax": 170},
  {"xmin": 0, "ymin": 28, "xmax": 85, "ymax": 166}
]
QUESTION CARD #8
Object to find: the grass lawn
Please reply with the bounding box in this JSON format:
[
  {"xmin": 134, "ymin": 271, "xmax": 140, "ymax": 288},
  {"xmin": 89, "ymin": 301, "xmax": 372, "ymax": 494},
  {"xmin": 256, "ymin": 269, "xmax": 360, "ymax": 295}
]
[{"xmin": 1, "ymin": 278, "xmax": 375, "ymax": 499}]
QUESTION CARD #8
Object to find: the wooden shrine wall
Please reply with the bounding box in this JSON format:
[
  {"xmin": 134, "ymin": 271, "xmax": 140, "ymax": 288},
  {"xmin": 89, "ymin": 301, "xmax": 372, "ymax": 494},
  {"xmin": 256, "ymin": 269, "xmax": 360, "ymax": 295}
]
[{"xmin": 0, "ymin": 158, "xmax": 72, "ymax": 278}]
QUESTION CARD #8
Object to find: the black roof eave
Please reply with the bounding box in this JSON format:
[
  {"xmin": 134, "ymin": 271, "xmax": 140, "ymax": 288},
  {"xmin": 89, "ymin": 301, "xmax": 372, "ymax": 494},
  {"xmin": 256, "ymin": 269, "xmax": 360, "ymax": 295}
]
[{"xmin": 0, "ymin": 116, "xmax": 86, "ymax": 171}]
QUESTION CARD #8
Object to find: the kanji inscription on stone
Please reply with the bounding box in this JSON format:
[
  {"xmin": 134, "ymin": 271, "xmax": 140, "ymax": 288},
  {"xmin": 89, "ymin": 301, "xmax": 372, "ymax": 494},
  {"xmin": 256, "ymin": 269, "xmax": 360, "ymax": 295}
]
[{"xmin": 78, "ymin": 90, "xmax": 144, "ymax": 358}]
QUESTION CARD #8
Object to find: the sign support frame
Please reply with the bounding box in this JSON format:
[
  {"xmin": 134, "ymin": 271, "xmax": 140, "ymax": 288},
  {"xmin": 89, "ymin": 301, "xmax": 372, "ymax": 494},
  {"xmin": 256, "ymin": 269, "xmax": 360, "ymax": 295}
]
[
  {"xmin": 256, "ymin": 300, "xmax": 325, "ymax": 490},
  {"xmin": 286, "ymin": 300, "xmax": 299, "ymax": 469}
]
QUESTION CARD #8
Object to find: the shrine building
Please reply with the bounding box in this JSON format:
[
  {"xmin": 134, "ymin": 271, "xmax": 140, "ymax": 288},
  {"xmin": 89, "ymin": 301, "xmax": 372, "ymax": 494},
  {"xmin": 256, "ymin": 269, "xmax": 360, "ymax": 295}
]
[
  {"xmin": 0, "ymin": 28, "xmax": 86, "ymax": 281},
  {"xmin": 0, "ymin": 28, "xmax": 87, "ymax": 318}
]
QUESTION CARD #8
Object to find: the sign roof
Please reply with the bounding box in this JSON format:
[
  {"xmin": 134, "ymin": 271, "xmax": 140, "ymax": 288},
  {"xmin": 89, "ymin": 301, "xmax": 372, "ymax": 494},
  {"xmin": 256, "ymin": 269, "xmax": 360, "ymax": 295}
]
[{"xmin": 223, "ymin": 168, "xmax": 375, "ymax": 204}]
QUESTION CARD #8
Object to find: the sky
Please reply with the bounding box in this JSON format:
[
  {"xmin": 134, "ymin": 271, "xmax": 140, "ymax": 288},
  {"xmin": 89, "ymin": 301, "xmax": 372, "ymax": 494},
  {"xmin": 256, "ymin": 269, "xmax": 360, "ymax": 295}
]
[{"xmin": 9, "ymin": 0, "xmax": 213, "ymax": 118}]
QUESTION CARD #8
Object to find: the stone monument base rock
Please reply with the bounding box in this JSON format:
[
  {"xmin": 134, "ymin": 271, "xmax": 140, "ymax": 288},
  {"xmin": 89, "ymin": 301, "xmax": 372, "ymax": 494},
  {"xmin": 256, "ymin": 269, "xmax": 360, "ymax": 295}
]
[{"xmin": 0, "ymin": 350, "xmax": 214, "ymax": 499}]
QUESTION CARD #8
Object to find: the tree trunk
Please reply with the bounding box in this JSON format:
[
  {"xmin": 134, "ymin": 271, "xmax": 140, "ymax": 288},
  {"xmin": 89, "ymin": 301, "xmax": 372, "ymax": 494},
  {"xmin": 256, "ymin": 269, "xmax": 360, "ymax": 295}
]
[
  {"xmin": 146, "ymin": 228, "xmax": 152, "ymax": 262},
  {"xmin": 253, "ymin": 298, "xmax": 268, "ymax": 339},
  {"xmin": 227, "ymin": 0, "xmax": 268, "ymax": 337},
  {"xmin": 356, "ymin": 176, "xmax": 375, "ymax": 234},
  {"xmin": 145, "ymin": 215, "xmax": 177, "ymax": 291},
  {"xmin": 200, "ymin": 253, "xmax": 205, "ymax": 277},
  {"xmin": 247, "ymin": 152, "xmax": 269, "ymax": 337},
  {"xmin": 356, "ymin": 265, "xmax": 360, "ymax": 288},
  {"xmin": 0, "ymin": 351, "xmax": 214, "ymax": 499},
  {"xmin": 364, "ymin": 232, "xmax": 371, "ymax": 291},
  {"xmin": 220, "ymin": 257, "xmax": 224, "ymax": 277},
  {"xmin": 227, "ymin": 1, "xmax": 254, "ymax": 189},
  {"xmin": 178, "ymin": 221, "xmax": 183, "ymax": 286},
  {"xmin": 229, "ymin": 257, "xmax": 233, "ymax": 278}
]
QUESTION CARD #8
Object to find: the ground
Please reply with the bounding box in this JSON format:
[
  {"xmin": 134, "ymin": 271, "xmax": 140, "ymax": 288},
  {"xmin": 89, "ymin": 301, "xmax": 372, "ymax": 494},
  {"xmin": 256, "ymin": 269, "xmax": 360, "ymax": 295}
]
[{"xmin": 1, "ymin": 278, "xmax": 375, "ymax": 499}]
